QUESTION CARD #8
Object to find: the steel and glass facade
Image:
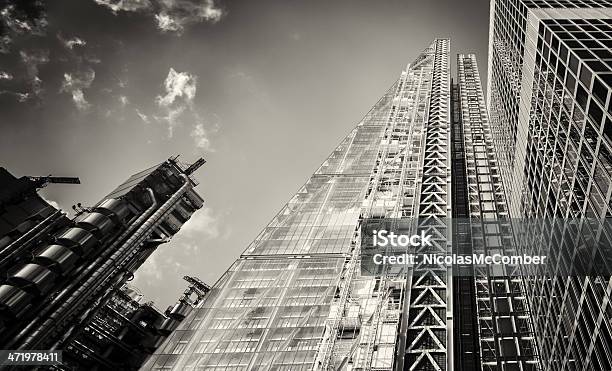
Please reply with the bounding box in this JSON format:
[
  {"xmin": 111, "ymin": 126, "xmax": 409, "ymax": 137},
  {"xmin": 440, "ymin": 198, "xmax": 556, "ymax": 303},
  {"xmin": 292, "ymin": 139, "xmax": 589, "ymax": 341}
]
[
  {"xmin": 143, "ymin": 39, "xmax": 455, "ymax": 371},
  {"xmin": 488, "ymin": 1, "xmax": 612, "ymax": 370},
  {"xmin": 142, "ymin": 39, "xmax": 543, "ymax": 371},
  {"xmin": 141, "ymin": 2, "xmax": 612, "ymax": 367},
  {"xmin": 455, "ymin": 54, "xmax": 538, "ymax": 371}
]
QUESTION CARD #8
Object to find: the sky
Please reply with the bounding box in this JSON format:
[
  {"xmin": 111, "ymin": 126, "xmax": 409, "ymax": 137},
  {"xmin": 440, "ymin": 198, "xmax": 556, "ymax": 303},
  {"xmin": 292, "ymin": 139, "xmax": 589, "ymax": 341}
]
[{"xmin": 0, "ymin": 0, "xmax": 490, "ymax": 308}]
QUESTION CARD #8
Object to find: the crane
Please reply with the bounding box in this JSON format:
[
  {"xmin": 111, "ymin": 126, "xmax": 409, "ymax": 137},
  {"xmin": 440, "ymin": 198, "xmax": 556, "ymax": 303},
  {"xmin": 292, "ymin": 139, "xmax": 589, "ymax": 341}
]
[{"xmin": 27, "ymin": 175, "xmax": 81, "ymax": 189}]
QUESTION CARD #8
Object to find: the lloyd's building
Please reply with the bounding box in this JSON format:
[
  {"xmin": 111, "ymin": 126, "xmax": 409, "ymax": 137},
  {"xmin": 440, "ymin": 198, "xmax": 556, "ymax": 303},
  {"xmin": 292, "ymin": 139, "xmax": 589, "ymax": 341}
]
[{"xmin": 142, "ymin": 1, "xmax": 612, "ymax": 370}]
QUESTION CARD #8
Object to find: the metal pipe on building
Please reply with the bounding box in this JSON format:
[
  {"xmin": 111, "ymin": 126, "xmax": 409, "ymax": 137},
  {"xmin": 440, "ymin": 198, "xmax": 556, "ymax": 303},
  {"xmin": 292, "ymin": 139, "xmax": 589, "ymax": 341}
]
[
  {"xmin": 0, "ymin": 210, "xmax": 63, "ymax": 267},
  {"xmin": 0, "ymin": 159, "xmax": 207, "ymax": 370},
  {"xmin": 15, "ymin": 174, "xmax": 191, "ymax": 350},
  {"xmin": 9, "ymin": 189, "xmax": 158, "ymax": 349},
  {"xmin": 50, "ymin": 174, "xmax": 192, "ymax": 350}
]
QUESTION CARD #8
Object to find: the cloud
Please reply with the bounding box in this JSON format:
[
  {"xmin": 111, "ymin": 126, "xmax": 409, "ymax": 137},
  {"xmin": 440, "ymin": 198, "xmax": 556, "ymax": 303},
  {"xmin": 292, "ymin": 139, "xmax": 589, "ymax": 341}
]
[
  {"xmin": 134, "ymin": 251, "xmax": 163, "ymax": 281},
  {"xmin": 15, "ymin": 92, "xmax": 29, "ymax": 102},
  {"xmin": 119, "ymin": 95, "xmax": 129, "ymax": 106},
  {"xmin": 94, "ymin": 0, "xmax": 223, "ymax": 34},
  {"xmin": 154, "ymin": 13, "xmax": 178, "ymax": 32},
  {"xmin": 0, "ymin": 2, "xmax": 47, "ymax": 36},
  {"xmin": 20, "ymin": 49, "xmax": 49, "ymax": 98},
  {"xmin": 155, "ymin": 67, "xmax": 197, "ymax": 135},
  {"xmin": 93, "ymin": 0, "xmax": 152, "ymax": 13},
  {"xmin": 0, "ymin": 35, "xmax": 10, "ymax": 53},
  {"xmin": 191, "ymin": 123, "xmax": 213, "ymax": 151},
  {"xmin": 133, "ymin": 68, "xmax": 216, "ymax": 151},
  {"xmin": 20, "ymin": 50, "xmax": 49, "ymax": 76},
  {"xmin": 58, "ymin": 34, "xmax": 86, "ymax": 49},
  {"xmin": 158, "ymin": 106, "xmax": 187, "ymax": 135},
  {"xmin": 135, "ymin": 108, "xmax": 150, "ymax": 123},
  {"xmin": 156, "ymin": 67, "xmax": 196, "ymax": 106},
  {"xmin": 0, "ymin": 90, "xmax": 29, "ymax": 102},
  {"xmin": 72, "ymin": 90, "xmax": 88, "ymax": 110},
  {"xmin": 179, "ymin": 207, "xmax": 220, "ymax": 240},
  {"xmin": 0, "ymin": 2, "xmax": 47, "ymax": 54},
  {"xmin": 0, "ymin": 2, "xmax": 48, "ymax": 101},
  {"xmin": 60, "ymin": 68, "xmax": 96, "ymax": 110},
  {"xmin": 155, "ymin": 0, "xmax": 223, "ymax": 33}
]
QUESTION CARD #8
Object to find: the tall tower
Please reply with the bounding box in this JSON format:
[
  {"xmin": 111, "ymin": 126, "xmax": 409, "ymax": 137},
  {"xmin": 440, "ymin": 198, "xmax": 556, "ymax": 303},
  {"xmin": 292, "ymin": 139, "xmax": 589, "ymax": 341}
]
[
  {"xmin": 488, "ymin": 1, "xmax": 612, "ymax": 370},
  {"xmin": 454, "ymin": 54, "xmax": 538, "ymax": 370},
  {"xmin": 141, "ymin": 38, "xmax": 551, "ymax": 370},
  {"xmin": 143, "ymin": 39, "xmax": 455, "ymax": 371},
  {"xmin": 0, "ymin": 157, "xmax": 205, "ymax": 354}
]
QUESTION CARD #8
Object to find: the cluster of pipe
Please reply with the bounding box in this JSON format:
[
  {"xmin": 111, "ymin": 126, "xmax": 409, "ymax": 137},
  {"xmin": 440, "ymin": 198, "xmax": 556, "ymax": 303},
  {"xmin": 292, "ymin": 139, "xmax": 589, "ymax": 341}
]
[
  {"xmin": 0, "ymin": 198, "xmax": 129, "ymax": 332},
  {"xmin": 0, "ymin": 174, "xmax": 193, "ymax": 351}
]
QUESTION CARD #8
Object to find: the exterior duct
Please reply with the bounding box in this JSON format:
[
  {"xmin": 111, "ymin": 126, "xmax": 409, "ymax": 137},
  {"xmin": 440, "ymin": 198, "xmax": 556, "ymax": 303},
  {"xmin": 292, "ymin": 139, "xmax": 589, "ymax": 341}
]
[
  {"xmin": 10, "ymin": 188, "xmax": 159, "ymax": 350},
  {"xmin": 0, "ymin": 285, "xmax": 33, "ymax": 318},
  {"xmin": 8, "ymin": 263, "xmax": 58, "ymax": 296},
  {"xmin": 34, "ymin": 244, "xmax": 79, "ymax": 275},
  {"xmin": 56, "ymin": 227, "xmax": 98, "ymax": 256},
  {"xmin": 48, "ymin": 175, "xmax": 192, "ymax": 350},
  {"xmin": 0, "ymin": 210, "xmax": 64, "ymax": 269},
  {"xmin": 48, "ymin": 174, "xmax": 191, "ymax": 349},
  {"xmin": 0, "ymin": 159, "xmax": 207, "ymax": 368},
  {"xmin": 77, "ymin": 212, "xmax": 115, "ymax": 237},
  {"xmin": 15, "ymin": 176, "xmax": 196, "ymax": 350},
  {"xmin": 95, "ymin": 199, "xmax": 129, "ymax": 224}
]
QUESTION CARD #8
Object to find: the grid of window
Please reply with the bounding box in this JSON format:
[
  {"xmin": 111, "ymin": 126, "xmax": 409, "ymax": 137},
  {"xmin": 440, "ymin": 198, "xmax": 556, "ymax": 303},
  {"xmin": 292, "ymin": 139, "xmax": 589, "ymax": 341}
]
[
  {"xmin": 522, "ymin": 0, "xmax": 612, "ymax": 8},
  {"xmin": 458, "ymin": 54, "xmax": 539, "ymax": 371},
  {"xmin": 514, "ymin": 18, "xmax": 612, "ymax": 371},
  {"xmin": 488, "ymin": 0, "xmax": 532, "ymax": 207},
  {"xmin": 323, "ymin": 40, "xmax": 451, "ymax": 371},
  {"xmin": 243, "ymin": 176, "xmax": 370, "ymax": 256},
  {"xmin": 488, "ymin": 1, "xmax": 612, "ymax": 370},
  {"xmin": 151, "ymin": 258, "xmax": 343, "ymax": 370},
  {"xmin": 142, "ymin": 74, "xmax": 403, "ymax": 370},
  {"xmin": 142, "ymin": 40, "xmax": 456, "ymax": 371},
  {"xmin": 526, "ymin": 18, "xmax": 612, "ymax": 220},
  {"xmin": 487, "ymin": 0, "xmax": 612, "ymax": 212}
]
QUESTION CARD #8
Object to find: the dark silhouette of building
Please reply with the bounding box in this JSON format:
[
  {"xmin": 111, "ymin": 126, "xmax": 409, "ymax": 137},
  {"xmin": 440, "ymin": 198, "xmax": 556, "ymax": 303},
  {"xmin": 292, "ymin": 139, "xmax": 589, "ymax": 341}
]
[
  {"xmin": 60, "ymin": 276, "xmax": 210, "ymax": 370},
  {"xmin": 0, "ymin": 156, "xmax": 206, "ymax": 363},
  {"xmin": 0, "ymin": 168, "xmax": 78, "ymax": 277}
]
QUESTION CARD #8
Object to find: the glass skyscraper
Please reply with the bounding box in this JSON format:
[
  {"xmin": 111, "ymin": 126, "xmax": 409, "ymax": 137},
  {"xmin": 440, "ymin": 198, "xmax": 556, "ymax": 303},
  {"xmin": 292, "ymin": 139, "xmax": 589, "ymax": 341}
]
[
  {"xmin": 488, "ymin": 1, "xmax": 612, "ymax": 370},
  {"xmin": 142, "ymin": 39, "xmax": 541, "ymax": 371},
  {"xmin": 143, "ymin": 2, "xmax": 612, "ymax": 367},
  {"xmin": 143, "ymin": 39, "xmax": 452, "ymax": 371},
  {"xmin": 453, "ymin": 54, "xmax": 538, "ymax": 371}
]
